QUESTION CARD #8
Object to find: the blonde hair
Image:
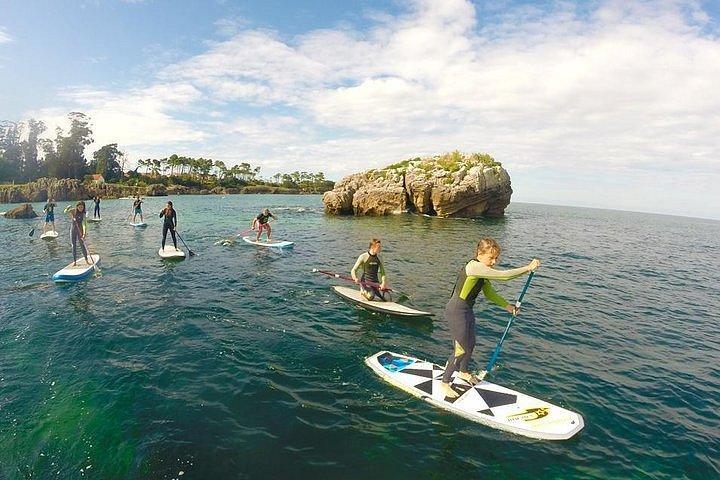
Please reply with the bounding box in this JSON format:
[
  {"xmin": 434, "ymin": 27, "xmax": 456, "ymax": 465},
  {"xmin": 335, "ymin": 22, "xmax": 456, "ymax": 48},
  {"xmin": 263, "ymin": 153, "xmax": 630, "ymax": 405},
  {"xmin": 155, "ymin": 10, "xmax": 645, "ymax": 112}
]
[
  {"xmin": 475, "ymin": 238, "xmax": 501, "ymax": 258},
  {"xmin": 369, "ymin": 238, "xmax": 382, "ymax": 249}
]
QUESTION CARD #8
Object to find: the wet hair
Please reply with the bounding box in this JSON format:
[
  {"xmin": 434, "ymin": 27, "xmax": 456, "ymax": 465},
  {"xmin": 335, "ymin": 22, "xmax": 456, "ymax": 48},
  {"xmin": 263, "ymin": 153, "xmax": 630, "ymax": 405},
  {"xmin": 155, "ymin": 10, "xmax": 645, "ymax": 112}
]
[
  {"xmin": 475, "ymin": 238, "xmax": 501, "ymax": 258},
  {"xmin": 167, "ymin": 201, "xmax": 173, "ymax": 206},
  {"xmin": 263, "ymin": 208, "xmax": 270, "ymax": 214},
  {"xmin": 76, "ymin": 201, "xmax": 86, "ymax": 210},
  {"xmin": 369, "ymin": 238, "xmax": 382, "ymax": 249}
]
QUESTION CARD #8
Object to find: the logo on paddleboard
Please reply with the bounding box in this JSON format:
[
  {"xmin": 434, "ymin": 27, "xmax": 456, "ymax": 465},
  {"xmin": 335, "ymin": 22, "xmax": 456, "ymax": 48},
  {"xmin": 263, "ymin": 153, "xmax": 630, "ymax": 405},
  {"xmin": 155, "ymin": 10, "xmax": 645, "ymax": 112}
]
[{"xmin": 506, "ymin": 407, "xmax": 549, "ymax": 422}]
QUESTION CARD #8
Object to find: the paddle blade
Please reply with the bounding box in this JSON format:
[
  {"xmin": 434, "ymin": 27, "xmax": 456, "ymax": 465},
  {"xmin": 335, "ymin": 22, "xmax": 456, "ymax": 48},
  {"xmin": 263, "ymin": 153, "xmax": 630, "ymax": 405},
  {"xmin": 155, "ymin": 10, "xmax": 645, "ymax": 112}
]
[{"xmin": 29, "ymin": 228, "xmax": 35, "ymax": 237}]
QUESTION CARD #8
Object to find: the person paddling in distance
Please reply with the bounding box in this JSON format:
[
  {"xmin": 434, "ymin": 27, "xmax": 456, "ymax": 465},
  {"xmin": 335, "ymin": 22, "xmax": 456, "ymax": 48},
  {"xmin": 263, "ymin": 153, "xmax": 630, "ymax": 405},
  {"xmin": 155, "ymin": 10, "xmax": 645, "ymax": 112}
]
[
  {"xmin": 159, "ymin": 201, "xmax": 179, "ymax": 251},
  {"xmin": 252, "ymin": 208, "xmax": 275, "ymax": 241},
  {"xmin": 63, "ymin": 201, "xmax": 91, "ymax": 266},
  {"xmin": 439, "ymin": 238, "xmax": 540, "ymax": 399},
  {"xmin": 92, "ymin": 195, "xmax": 101, "ymax": 219},
  {"xmin": 132, "ymin": 196, "xmax": 144, "ymax": 223},
  {"xmin": 350, "ymin": 238, "xmax": 390, "ymax": 301},
  {"xmin": 42, "ymin": 197, "xmax": 56, "ymax": 234}
]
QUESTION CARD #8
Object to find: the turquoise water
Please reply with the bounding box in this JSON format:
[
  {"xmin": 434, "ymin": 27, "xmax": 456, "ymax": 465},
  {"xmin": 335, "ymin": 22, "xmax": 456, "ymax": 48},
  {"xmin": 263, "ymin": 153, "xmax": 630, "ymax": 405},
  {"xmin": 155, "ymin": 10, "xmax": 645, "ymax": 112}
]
[{"xmin": 0, "ymin": 195, "xmax": 718, "ymax": 479}]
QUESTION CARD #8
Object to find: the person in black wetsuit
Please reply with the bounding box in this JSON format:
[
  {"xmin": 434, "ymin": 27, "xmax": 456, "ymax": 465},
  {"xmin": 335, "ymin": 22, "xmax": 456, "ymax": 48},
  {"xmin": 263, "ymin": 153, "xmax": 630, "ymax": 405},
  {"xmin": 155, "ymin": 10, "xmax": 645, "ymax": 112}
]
[
  {"xmin": 159, "ymin": 201, "xmax": 178, "ymax": 251},
  {"xmin": 252, "ymin": 208, "xmax": 276, "ymax": 241},
  {"xmin": 92, "ymin": 195, "xmax": 101, "ymax": 218},
  {"xmin": 439, "ymin": 238, "xmax": 540, "ymax": 399},
  {"xmin": 132, "ymin": 196, "xmax": 144, "ymax": 223},
  {"xmin": 350, "ymin": 238, "xmax": 390, "ymax": 301},
  {"xmin": 63, "ymin": 201, "xmax": 90, "ymax": 266}
]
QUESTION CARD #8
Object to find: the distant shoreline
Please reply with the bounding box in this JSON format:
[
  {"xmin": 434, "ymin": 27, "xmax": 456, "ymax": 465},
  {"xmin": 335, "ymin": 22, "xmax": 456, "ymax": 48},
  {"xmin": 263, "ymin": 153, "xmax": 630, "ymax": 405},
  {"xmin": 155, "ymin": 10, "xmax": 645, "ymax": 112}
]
[{"xmin": 0, "ymin": 178, "xmax": 330, "ymax": 204}]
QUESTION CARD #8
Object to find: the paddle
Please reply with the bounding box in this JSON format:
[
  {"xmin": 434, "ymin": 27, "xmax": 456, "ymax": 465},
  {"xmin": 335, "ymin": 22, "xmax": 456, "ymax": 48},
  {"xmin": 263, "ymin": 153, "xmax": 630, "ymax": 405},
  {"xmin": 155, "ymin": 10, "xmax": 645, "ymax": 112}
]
[
  {"xmin": 477, "ymin": 271, "xmax": 536, "ymax": 381},
  {"xmin": 174, "ymin": 230, "xmax": 196, "ymax": 257},
  {"xmin": 236, "ymin": 227, "xmax": 255, "ymax": 237},
  {"xmin": 312, "ymin": 268, "xmax": 402, "ymax": 295},
  {"xmin": 70, "ymin": 215, "xmax": 99, "ymax": 272}
]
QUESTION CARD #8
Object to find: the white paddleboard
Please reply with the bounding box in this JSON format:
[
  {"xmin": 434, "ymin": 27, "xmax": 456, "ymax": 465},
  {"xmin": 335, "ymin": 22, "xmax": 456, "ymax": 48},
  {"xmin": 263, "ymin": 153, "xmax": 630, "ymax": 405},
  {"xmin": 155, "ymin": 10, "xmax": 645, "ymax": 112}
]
[
  {"xmin": 332, "ymin": 285, "xmax": 432, "ymax": 317},
  {"xmin": 365, "ymin": 351, "xmax": 584, "ymax": 440},
  {"xmin": 241, "ymin": 236, "xmax": 294, "ymax": 248},
  {"xmin": 52, "ymin": 254, "xmax": 101, "ymax": 283},
  {"xmin": 129, "ymin": 221, "xmax": 147, "ymax": 228},
  {"xmin": 40, "ymin": 230, "xmax": 59, "ymax": 240},
  {"xmin": 158, "ymin": 246, "xmax": 186, "ymax": 259},
  {"xmin": 89, "ymin": 217, "xmax": 102, "ymax": 222}
]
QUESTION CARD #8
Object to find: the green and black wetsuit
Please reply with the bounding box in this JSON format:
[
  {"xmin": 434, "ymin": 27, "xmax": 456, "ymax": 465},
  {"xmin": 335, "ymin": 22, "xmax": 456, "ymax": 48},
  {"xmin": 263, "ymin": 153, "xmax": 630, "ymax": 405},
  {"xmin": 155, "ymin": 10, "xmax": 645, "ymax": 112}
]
[
  {"xmin": 442, "ymin": 260, "xmax": 528, "ymax": 383},
  {"xmin": 351, "ymin": 251, "xmax": 388, "ymax": 301}
]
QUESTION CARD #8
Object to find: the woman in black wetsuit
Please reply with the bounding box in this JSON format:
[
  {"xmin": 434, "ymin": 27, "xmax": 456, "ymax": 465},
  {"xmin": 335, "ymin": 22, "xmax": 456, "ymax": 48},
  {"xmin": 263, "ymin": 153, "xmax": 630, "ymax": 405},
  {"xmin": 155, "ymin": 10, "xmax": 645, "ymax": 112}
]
[
  {"xmin": 63, "ymin": 201, "xmax": 91, "ymax": 265},
  {"xmin": 159, "ymin": 201, "xmax": 178, "ymax": 251}
]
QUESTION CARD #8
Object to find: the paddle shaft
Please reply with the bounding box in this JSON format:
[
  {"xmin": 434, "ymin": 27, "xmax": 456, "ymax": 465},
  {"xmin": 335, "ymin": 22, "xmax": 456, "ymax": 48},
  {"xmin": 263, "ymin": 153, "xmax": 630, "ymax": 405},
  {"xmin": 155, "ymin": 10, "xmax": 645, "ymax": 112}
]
[
  {"xmin": 174, "ymin": 230, "xmax": 195, "ymax": 256},
  {"xmin": 484, "ymin": 271, "xmax": 535, "ymax": 373},
  {"xmin": 314, "ymin": 269, "xmax": 392, "ymax": 292}
]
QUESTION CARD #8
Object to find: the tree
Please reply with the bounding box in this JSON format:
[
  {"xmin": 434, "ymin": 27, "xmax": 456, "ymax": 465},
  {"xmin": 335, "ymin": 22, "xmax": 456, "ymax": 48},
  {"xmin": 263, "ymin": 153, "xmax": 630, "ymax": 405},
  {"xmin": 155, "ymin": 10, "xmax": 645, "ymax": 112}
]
[
  {"xmin": 20, "ymin": 119, "xmax": 46, "ymax": 181},
  {"xmin": 48, "ymin": 112, "xmax": 93, "ymax": 179},
  {"xmin": 0, "ymin": 121, "xmax": 23, "ymax": 182},
  {"xmin": 90, "ymin": 143, "xmax": 124, "ymax": 182}
]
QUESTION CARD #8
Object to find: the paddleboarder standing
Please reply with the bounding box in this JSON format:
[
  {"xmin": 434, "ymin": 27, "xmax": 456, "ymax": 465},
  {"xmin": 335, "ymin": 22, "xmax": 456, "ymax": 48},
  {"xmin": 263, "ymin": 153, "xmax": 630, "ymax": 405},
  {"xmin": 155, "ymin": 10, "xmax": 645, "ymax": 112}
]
[
  {"xmin": 252, "ymin": 208, "xmax": 275, "ymax": 241},
  {"xmin": 42, "ymin": 198, "xmax": 56, "ymax": 234},
  {"xmin": 439, "ymin": 238, "xmax": 539, "ymax": 398},
  {"xmin": 132, "ymin": 196, "xmax": 144, "ymax": 223},
  {"xmin": 159, "ymin": 201, "xmax": 179, "ymax": 251},
  {"xmin": 350, "ymin": 238, "xmax": 390, "ymax": 302},
  {"xmin": 92, "ymin": 195, "xmax": 101, "ymax": 219},
  {"xmin": 63, "ymin": 201, "xmax": 91, "ymax": 266}
]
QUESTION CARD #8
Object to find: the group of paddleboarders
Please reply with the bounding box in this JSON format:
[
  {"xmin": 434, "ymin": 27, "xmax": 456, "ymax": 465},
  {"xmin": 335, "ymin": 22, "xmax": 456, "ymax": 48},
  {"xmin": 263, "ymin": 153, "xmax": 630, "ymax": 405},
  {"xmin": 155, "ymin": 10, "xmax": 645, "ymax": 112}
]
[{"xmin": 349, "ymin": 236, "xmax": 540, "ymax": 397}]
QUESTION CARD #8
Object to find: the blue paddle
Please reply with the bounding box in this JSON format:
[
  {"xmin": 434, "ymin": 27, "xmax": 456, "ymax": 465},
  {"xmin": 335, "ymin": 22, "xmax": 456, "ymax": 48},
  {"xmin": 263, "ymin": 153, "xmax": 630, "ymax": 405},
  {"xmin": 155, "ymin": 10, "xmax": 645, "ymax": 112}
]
[{"xmin": 478, "ymin": 271, "xmax": 536, "ymax": 380}]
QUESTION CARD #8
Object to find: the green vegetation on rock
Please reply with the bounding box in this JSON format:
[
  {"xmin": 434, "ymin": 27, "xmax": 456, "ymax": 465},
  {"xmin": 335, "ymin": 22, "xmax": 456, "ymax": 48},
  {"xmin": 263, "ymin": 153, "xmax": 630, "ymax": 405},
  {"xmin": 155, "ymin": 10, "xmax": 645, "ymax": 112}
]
[{"xmin": 380, "ymin": 150, "xmax": 501, "ymax": 177}]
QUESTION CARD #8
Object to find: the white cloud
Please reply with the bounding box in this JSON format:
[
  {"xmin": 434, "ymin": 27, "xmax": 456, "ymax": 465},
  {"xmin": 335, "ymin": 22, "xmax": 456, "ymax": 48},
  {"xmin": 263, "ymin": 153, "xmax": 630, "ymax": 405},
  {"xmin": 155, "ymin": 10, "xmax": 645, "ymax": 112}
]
[
  {"xmin": 0, "ymin": 27, "xmax": 12, "ymax": 44},
  {"xmin": 29, "ymin": 0, "xmax": 720, "ymax": 217}
]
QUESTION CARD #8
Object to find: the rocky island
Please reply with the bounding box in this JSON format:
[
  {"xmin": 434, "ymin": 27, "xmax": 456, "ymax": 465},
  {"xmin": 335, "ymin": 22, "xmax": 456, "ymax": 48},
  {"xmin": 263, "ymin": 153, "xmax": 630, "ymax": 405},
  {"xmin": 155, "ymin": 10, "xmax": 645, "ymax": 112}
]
[{"xmin": 323, "ymin": 151, "xmax": 512, "ymax": 218}]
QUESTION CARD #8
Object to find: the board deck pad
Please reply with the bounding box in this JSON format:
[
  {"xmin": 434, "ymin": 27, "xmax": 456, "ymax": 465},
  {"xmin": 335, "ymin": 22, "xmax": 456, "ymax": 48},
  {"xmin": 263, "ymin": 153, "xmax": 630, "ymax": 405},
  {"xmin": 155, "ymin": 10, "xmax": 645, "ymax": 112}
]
[
  {"xmin": 158, "ymin": 246, "xmax": 186, "ymax": 259},
  {"xmin": 241, "ymin": 236, "xmax": 294, "ymax": 248},
  {"xmin": 332, "ymin": 286, "xmax": 432, "ymax": 317},
  {"xmin": 40, "ymin": 231, "xmax": 59, "ymax": 240},
  {"xmin": 365, "ymin": 350, "xmax": 584, "ymax": 440},
  {"xmin": 52, "ymin": 254, "xmax": 101, "ymax": 283}
]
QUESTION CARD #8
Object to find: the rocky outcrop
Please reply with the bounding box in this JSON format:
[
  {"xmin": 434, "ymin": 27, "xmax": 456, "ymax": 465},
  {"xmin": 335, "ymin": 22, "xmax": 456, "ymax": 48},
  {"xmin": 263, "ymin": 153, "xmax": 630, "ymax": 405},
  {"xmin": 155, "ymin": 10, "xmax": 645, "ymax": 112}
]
[
  {"xmin": 0, "ymin": 177, "xmax": 146, "ymax": 203},
  {"xmin": 323, "ymin": 152, "xmax": 512, "ymax": 218},
  {"xmin": 4, "ymin": 203, "xmax": 38, "ymax": 219},
  {"xmin": 145, "ymin": 184, "xmax": 167, "ymax": 196}
]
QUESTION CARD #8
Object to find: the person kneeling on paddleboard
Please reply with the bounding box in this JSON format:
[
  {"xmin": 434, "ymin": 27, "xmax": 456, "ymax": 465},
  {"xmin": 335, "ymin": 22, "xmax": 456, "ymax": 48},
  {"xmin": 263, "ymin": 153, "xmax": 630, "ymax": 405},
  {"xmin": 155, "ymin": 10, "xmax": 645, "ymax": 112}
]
[
  {"xmin": 64, "ymin": 201, "xmax": 91, "ymax": 266},
  {"xmin": 440, "ymin": 238, "xmax": 540, "ymax": 399},
  {"xmin": 252, "ymin": 208, "xmax": 275, "ymax": 241},
  {"xmin": 132, "ymin": 196, "xmax": 144, "ymax": 223},
  {"xmin": 43, "ymin": 198, "xmax": 56, "ymax": 234},
  {"xmin": 351, "ymin": 238, "xmax": 390, "ymax": 302},
  {"xmin": 159, "ymin": 201, "xmax": 179, "ymax": 251}
]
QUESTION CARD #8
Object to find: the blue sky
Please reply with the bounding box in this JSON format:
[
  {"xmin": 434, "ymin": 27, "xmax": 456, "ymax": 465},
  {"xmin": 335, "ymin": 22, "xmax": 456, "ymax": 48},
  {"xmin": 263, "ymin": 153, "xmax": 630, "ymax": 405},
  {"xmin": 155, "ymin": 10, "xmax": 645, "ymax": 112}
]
[{"xmin": 1, "ymin": 0, "xmax": 719, "ymax": 219}]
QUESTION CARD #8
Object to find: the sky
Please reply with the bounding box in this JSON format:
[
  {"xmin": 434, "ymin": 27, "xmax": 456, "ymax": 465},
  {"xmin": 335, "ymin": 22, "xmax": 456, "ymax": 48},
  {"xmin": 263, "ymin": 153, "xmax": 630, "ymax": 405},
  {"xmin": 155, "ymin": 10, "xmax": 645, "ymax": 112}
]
[{"xmin": 1, "ymin": 0, "xmax": 719, "ymax": 219}]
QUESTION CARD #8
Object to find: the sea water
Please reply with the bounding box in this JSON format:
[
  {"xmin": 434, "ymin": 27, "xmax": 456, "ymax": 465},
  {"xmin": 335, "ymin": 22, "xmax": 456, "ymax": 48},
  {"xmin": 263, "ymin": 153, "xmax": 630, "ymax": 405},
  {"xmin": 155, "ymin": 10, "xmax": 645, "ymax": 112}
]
[{"xmin": 0, "ymin": 195, "xmax": 717, "ymax": 479}]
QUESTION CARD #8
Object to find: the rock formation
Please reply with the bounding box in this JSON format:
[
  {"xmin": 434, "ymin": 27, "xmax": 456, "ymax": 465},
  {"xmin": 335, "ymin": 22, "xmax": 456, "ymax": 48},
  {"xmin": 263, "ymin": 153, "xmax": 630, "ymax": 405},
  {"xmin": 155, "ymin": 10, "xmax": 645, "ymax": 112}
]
[
  {"xmin": 4, "ymin": 203, "xmax": 38, "ymax": 219},
  {"xmin": 323, "ymin": 152, "xmax": 512, "ymax": 218}
]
